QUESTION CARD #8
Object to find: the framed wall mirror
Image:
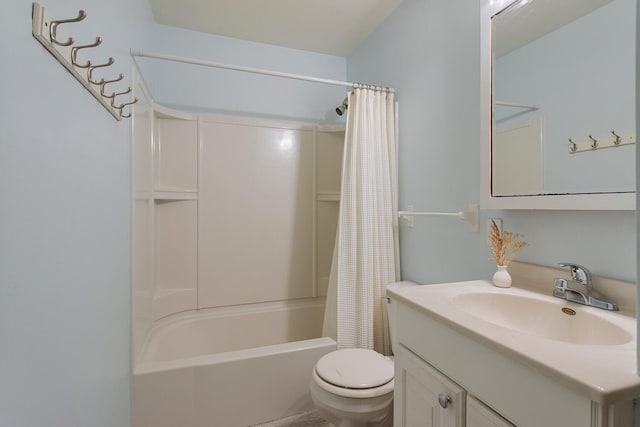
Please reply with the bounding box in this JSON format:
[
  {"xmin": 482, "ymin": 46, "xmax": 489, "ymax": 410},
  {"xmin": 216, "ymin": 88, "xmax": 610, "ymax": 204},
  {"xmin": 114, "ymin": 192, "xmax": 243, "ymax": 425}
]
[{"xmin": 480, "ymin": 0, "xmax": 636, "ymax": 210}]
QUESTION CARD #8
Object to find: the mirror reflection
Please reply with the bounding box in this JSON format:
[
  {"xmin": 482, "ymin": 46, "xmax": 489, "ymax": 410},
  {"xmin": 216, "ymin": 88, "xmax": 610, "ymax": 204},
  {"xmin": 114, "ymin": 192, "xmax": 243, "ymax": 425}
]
[{"xmin": 491, "ymin": 0, "xmax": 635, "ymax": 197}]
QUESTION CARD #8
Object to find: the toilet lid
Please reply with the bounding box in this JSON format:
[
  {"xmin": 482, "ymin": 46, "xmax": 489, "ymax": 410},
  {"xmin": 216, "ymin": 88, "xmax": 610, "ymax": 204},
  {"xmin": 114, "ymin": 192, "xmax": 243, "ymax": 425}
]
[{"xmin": 315, "ymin": 349, "xmax": 394, "ymax": 389}]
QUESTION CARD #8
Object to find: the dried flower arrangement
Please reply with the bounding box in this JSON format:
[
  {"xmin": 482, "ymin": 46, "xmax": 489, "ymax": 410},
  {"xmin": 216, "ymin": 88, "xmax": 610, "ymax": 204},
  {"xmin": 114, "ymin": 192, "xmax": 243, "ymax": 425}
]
[{"xmin": 489, "ymin": 219, "xmax": 528, "ymax": 266}]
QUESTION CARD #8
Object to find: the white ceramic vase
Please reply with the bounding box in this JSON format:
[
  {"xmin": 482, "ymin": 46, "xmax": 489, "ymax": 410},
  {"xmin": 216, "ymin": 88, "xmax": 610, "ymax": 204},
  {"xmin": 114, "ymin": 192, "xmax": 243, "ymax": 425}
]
[{"xmin": 492, "ymin": 265, "xmax": 512, "ymax": 288}]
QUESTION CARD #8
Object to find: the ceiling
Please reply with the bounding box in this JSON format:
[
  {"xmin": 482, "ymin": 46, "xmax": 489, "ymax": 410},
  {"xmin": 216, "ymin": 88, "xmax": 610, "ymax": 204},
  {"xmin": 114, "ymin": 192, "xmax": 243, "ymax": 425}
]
[{"xmin": 148, "ymin": 0, "xmax": 403, "ymax": 57}]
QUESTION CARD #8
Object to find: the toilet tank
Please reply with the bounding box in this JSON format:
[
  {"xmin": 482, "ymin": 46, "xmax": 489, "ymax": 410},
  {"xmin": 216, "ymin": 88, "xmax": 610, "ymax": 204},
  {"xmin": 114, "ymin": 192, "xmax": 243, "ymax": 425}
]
[{"xmin": 385, "ymin": 281, "xmax": 418, "ymax": 355}]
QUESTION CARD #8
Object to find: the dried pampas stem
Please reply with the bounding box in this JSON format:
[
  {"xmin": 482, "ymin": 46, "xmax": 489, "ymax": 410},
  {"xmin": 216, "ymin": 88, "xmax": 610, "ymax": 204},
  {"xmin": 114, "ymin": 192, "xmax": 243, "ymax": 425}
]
[{"xmin": 489, "ymin": 219, "xmax": 527, "ymax": 266}]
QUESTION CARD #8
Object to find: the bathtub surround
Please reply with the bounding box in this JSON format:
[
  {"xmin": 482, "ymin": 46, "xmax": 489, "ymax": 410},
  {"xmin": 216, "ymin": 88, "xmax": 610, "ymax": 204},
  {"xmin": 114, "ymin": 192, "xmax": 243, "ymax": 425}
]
[
  {"xmin": 132, "ymin": 88, "xmax": 344, "ymax": 355},
  {"xmin": 131, "ymin": 66, "xmax": 344, "ymax": 425}
]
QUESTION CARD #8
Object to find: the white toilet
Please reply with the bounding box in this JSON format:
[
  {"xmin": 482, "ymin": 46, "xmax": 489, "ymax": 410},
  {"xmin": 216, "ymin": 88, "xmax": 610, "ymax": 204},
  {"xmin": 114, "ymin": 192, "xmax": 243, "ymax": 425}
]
[{"xmin": 309, "ymin": 285, "xmax": 402, "ymax": 427}]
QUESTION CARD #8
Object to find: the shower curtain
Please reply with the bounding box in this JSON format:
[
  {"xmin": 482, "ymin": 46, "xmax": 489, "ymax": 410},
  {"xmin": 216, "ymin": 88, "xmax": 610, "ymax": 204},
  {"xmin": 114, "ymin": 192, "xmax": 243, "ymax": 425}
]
[{"xmin": 322, "ymin": 88, "xmax": 400, "ymax": 355}]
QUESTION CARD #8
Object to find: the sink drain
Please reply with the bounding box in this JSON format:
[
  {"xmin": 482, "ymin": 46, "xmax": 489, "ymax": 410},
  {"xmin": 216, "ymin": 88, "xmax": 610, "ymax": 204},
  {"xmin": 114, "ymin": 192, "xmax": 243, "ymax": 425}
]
[{"xmin": 561, "ymin": 307, "xmax": 576, "ymax": 316}]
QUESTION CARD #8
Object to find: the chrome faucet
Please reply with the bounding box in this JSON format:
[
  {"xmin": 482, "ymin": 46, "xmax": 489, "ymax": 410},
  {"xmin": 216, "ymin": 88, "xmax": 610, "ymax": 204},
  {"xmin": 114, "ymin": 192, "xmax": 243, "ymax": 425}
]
[{"xmin": 553, "ymin": 263, "xmax": 618, "ymax": 311}]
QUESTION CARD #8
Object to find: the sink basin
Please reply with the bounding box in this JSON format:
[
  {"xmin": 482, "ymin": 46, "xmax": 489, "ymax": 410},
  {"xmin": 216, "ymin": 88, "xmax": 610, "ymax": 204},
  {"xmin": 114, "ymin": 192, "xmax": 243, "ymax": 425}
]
[{"xmin": 452, "ymin": 292, "xmax": 632, "ymax": 346}]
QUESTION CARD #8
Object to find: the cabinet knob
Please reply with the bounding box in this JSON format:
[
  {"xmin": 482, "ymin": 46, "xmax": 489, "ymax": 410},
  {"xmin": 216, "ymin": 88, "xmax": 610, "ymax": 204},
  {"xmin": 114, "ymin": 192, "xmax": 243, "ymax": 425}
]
[{"xmin": 438, "ymin": 393, "xmax": 452, "ymax": 409}]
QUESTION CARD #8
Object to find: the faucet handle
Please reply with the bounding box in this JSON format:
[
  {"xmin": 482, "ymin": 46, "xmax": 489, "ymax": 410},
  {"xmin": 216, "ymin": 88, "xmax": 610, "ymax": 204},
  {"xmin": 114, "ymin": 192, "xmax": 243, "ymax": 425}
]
[
  {"xmin": 558, "ymin": 263, "xmax": 592, "ymax": 285},
  {"xmin": 553, "ymin": 277, "xmax": 568, "ymax": 290}
]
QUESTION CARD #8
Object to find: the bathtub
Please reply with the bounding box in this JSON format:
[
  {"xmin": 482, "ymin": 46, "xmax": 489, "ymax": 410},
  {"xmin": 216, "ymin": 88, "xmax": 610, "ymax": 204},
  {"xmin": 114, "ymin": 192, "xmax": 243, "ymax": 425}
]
[{"xmin": 132, "ymin": 298, "xmax": 336, "ymax": 427}]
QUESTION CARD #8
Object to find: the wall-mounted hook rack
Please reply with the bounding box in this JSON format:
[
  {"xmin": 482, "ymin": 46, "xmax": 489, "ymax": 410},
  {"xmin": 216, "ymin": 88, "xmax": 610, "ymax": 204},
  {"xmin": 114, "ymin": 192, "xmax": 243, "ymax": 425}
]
[
  {"xmin": 568, "ymin": 130, "xmax": 635, "ymax": 154},
  {"xmin": 31, "ymin": 2, "xmax": 137, "ymax": 120},
  {"xmin": 398, "ymin": 204, "xmax": 479, "ymax": 232}
]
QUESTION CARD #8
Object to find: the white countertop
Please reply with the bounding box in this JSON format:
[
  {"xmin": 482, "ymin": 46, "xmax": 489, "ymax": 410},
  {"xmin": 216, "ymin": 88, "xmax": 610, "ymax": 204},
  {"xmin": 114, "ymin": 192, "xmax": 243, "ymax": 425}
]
[{"xmin": 387, "ymin": 280, "xmax": 640, "ymax": 404}]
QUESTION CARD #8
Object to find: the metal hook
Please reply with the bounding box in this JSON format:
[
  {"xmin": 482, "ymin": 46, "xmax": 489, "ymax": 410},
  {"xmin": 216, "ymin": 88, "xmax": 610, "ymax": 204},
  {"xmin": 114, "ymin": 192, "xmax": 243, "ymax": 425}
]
[
  {"xmin": 588, "ymin": 135, "xmax": 598, "ymax": 149},
  {"xmin": 118, "ymin": 98, "xmax": 139, "ymax": 118},
  {"xmin": 119, "ymin": 97, "xmax": 138, "ymax": 109},
  {"xmin": 71, "ymin": 37, "xmax": 102, "ymax": 68},
  {"xmin": 568, "ymin": 138, "xmax": 577, "ymax": 152},
  {"xmin": 110, "ymin": 87, "xmax": 133, "ymax": 108},
  {"xmin": 87, "ymin": 57, "xmax": 114, "ymax": 85},
  {"xmin": 100, "ymin": 74, "xmax": 124, "ymax": 98},
  {"xmin": 611, "ymin": 130, "xmax": 622, "ymax": 145},
  {"xmin": 49, "ymin": 9, "xmax": 87, "ymax": 46}
]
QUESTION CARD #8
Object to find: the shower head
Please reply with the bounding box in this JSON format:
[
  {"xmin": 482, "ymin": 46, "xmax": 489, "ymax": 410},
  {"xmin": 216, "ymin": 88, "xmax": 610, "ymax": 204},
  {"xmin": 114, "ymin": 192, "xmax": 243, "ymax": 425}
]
[{"xmin": 335, "ymin": 97, "xmax": 348, "ymax": 116}]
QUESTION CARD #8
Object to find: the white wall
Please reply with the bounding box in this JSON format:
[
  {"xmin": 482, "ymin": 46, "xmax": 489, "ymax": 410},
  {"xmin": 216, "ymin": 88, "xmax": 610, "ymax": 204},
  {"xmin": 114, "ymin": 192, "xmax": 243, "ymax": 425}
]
[
  {"xmin": 0, "ymin": 1, "xmax": 153, "ymax": 426},
  {"xmin": 348, "ymin": 0, "xmax": 636, "ymax": 283}
]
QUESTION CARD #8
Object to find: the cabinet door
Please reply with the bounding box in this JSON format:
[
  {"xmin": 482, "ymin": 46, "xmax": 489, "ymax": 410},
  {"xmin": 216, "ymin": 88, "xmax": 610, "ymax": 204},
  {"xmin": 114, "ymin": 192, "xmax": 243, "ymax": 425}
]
[
  {"xmin": 467, "ymin": 396, "xmax": 515, "ymax": 427},
  {"xmin": 395, "ymin": 345, "xmax": 465, "ymax": 427}
]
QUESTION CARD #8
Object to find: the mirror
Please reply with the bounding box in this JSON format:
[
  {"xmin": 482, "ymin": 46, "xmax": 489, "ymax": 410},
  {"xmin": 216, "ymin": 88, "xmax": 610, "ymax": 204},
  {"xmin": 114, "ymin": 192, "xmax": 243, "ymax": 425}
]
[{"xmin": 484, "ymin": 0, "xmax": 636, "ymax": 208}]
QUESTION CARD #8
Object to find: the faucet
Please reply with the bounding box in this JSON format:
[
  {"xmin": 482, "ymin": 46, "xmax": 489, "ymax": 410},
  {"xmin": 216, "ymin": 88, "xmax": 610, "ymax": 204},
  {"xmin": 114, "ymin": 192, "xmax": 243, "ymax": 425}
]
[{"xmin": 553, "ymin": 263, "xmax": 618, "ymax": 311}]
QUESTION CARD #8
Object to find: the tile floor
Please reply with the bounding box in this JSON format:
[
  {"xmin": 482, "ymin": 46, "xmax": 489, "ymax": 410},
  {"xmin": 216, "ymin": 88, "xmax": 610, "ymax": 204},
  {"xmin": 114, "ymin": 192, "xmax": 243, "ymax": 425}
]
[{"xmin": 250, "ymin": 410, "xmax": 330, "ymax": 427}]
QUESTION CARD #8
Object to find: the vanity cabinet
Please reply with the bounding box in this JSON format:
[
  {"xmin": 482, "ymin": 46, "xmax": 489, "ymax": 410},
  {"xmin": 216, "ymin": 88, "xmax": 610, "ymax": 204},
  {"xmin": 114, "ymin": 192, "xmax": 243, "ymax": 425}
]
[
  {"xmin": 395, "ymin": 344, "xmax": 513, "ymax": 427},
  {"xmin": 391, "ymin": 294, "xmax": 635, "ymax": 427},
  {"xmin": 394, "ymin": 344, "xmax": 464, "ymax": 426}
]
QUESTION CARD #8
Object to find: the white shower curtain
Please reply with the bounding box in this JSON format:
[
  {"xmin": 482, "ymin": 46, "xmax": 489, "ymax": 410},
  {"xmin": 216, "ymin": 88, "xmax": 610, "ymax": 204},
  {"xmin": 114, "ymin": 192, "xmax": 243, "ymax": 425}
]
[{"xmin": 322, "ymin": 88, "xmax": 400, "ymax": 355}]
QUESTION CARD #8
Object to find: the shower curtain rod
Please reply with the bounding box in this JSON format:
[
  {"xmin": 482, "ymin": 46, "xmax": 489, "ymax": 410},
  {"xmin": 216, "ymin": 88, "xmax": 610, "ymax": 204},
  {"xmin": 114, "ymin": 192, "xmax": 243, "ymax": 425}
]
[{"xmin": 130, "ymin": 50, "xmax": 395, "ymax": 93}]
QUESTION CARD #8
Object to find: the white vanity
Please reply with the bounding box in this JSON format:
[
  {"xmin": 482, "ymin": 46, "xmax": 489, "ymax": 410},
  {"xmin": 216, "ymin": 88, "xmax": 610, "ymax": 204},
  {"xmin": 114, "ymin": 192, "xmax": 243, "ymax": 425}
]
[{"xmin": 388, "ymin": 274, "xmax": 639, "ymax": 427}]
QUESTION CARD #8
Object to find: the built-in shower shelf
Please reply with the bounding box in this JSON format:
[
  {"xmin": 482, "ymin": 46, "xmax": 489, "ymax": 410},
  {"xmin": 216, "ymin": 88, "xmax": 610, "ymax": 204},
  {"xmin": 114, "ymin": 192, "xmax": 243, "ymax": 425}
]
[
  {"xmin": 154, "ymin": 191, "xmax": 198, "ymax": 201},
  {"xmin": 317, "ymin": 125, "xmax": 346, "ymax": 133},
  {"xmin": 316, "ymin": 192, "xmax": 340, "ymax": 202},
  {"xmin": 154, "ymin": 287, "xmax": 195, "ymax": 298}
]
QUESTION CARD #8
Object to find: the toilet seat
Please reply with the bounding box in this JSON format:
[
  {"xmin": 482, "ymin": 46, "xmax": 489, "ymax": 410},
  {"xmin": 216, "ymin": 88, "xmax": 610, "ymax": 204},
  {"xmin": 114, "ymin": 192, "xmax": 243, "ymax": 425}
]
[
  {"xmin": 313, "ymin": 349, "xmax": 395, "ymax": 398},
  {"xmin": 316, "ymin": 349, "xmax": 394, "ymax": 389}
]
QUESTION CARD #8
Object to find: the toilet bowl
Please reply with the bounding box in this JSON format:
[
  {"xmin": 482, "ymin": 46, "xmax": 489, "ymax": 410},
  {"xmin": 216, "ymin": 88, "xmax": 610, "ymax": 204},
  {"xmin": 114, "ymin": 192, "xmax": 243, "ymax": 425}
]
[
  {"xmin": 310, "ymin": 348, "xmax": 394, "ymax": 427},
  {"xmin": 310, "ymin": 283, "xmax": 408, "ymax": 427}
]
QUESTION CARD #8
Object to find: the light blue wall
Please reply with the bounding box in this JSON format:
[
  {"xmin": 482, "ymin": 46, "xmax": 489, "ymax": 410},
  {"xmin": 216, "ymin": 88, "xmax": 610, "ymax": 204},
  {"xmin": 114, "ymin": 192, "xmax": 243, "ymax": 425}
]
[
  {"xmin": 0, "ymin": 1, "xmax": 153, "ymax": 426},
  {"xmin": 348, "ymin": 0, "xmax": 636, "ymax": 284},
  {"xmin": 348, "ymin": 0, "xmax": 492, "ymax": 284},
  {"xmin": 137, "ymin": 24, "xmax": 348, "ymax": 124}
]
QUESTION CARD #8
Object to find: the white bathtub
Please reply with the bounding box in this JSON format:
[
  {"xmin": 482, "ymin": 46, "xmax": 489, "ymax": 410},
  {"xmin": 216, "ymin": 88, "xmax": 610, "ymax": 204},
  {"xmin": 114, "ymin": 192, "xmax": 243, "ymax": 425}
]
[{"xmin": 132, "ymin": 298, "xmax": 335, "ymax": 427}]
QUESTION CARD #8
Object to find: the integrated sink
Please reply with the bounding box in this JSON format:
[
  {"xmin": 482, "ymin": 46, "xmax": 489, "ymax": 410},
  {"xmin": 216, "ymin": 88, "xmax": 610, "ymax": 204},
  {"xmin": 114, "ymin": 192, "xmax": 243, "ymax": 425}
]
[{"xmin": 452, "ymin": 292, "xmax": 632, "ymax": 346}]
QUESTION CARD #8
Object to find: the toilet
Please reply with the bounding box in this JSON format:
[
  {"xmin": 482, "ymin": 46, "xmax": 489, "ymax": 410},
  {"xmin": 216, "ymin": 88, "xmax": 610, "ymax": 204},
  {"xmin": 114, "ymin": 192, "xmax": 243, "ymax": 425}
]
[{"xmin": 309, "ymin": 284, "xmax": 403, "ymax": 427}]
